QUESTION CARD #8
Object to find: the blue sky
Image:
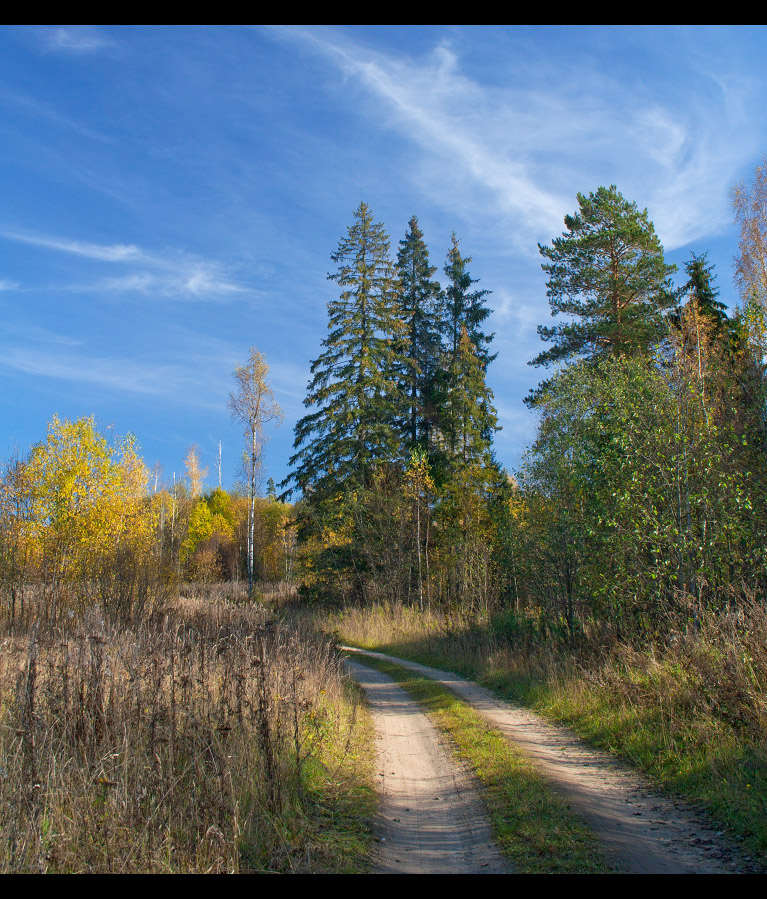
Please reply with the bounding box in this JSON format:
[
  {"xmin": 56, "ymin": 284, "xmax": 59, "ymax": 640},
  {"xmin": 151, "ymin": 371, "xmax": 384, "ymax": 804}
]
[{"xmin": 2, "ymin": 25, "xmax": 766, "ymax": 493}]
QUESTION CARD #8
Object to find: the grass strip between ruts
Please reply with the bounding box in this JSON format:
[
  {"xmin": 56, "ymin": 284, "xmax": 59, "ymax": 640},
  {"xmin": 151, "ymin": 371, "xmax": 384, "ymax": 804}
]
[{"xmin": 349, "ymin": 652, "xmax": 614, "ymax": 874}]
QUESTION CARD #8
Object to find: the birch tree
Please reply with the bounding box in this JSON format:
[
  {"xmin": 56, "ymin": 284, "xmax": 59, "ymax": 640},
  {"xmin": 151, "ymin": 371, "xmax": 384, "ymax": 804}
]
[
  {"xmin": 183, "ymin": 444, "xmax": 207, "ymax": 498},
  {"xmin": 229, "ymin": 348, "xmax": 282, "ymax": 593},
  {"xmin": 733, "ymin": 156, "xmax": 767, "ymax": 356}
]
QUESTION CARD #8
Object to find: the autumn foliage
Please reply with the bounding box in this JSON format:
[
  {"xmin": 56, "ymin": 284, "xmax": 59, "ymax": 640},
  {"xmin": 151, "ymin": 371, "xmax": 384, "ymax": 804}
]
[{"xmin": 0, "ymin": 416, "xmax": 166, "ymax": 623}]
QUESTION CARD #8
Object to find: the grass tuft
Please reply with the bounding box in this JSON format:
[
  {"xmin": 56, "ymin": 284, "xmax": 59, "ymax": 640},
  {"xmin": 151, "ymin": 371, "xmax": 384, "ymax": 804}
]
[{"xmin": 0, "ymin": 592, "xmax": 376, "ymax": 873}]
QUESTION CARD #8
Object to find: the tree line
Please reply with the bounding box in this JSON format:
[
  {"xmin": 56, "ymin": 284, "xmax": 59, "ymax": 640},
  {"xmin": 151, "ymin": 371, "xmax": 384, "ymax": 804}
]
[
  {"xmin": 283, "ymin": 202, "xmax": 506, "ymax": 609},
  {"xmin": 3, "ymin": 165, "xmax": 766, "ymax": 639},
  {"xmin": 286, "ymin": 174, "xmax": 767, "ymax": 641},
  {"xmin": 0, "ymin": 402, "xmax": 295, "ymax": 624}
]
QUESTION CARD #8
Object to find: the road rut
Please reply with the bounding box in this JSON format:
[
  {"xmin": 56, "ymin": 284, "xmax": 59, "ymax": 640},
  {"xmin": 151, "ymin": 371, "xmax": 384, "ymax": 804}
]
[{"xmin": 345, "ymin": 657, "xmax": 509, "ymax": 874}]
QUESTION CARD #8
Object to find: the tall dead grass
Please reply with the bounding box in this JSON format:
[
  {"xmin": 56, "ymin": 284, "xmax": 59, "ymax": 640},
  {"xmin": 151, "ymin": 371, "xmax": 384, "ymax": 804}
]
[
  {"xmin": 0, "ymin": 593, "xmax": 369, "ymax": 872},
  {"xmin": 333, "ymin": 596, "xmax": 767, "ymax": 742}
]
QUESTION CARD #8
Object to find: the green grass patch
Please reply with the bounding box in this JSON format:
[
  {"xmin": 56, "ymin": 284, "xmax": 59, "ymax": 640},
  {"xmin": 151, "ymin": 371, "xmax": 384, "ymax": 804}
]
[
  {"xmin": 301, "ymin": 679, "xmax": 378, "ymax": 873},
  {"xmin": 237, "ymin": 678, "xmax": 378, "ymax": 874},
  {"xmin": 352, "ymin": 653, "xmax": 613, "ymax": 874}
]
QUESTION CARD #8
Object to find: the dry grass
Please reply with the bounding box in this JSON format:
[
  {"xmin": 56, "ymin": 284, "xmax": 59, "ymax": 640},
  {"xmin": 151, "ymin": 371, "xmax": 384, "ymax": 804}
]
[
  {"xmin": 178, "ymin": 580, "xmax": 299, "ymax": 607},
  {"xmin": 332, "ymin": 597, "xmax": 767, "ymax": 741},
  {"xmin": 0, "ymin": 591, "xmax": 373, "ymax": 873}
]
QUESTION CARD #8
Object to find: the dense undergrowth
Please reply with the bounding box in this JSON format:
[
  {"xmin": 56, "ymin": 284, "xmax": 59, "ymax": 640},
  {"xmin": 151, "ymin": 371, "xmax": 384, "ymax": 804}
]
[
  {"xmin": 331, "ymin": 599, "xmax": 767, "ymax": 862},
  {"xmin": 0, "ymin": 587, "xmax": 375, "ymax": 873}
]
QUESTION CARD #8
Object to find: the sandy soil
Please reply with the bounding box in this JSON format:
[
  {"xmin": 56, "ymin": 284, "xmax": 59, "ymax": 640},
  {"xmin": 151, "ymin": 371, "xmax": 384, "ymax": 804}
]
[
  {"xmin": 345, "ymin": 657, "xmax": 510, "ymax": 874},
  {"xmin": 345, "ymin": 647, "xmax": 761, "ymax": 874}
]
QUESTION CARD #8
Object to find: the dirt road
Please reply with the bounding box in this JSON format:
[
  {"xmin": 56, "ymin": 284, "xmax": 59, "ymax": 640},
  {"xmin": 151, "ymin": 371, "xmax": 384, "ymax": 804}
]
[
  {"xmin": 345, "ymin": 647, "xmax": 756, "ymax": 874},
  {"xmin": 345, "ymin": 657, "xmax": 509, "ymax": 874}
]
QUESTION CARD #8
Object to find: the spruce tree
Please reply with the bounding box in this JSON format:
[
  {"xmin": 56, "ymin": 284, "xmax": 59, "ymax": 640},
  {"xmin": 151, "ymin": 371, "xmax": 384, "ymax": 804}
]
[
  {"xmin": 673, "ymin": 252, "xmax": 740, "ymax": 370},
  {"xmin": 683, "ymin": 252, "xmax": 729, "ymax": 335},
  {"xmin": 396, "ymin": 216, "xmax": 442, "ymax": 452},
  {"xmin": 679, "ymin": 252, "xmax": 766, "ymax": 454},
  {"xmin": 453, "ymin": 327, "xmax": 498, "ymax": 468},
  {"xmin": 287, "ymin": 202, "xmax": 406, "ymax": 503},
  {"xmin": 435, "ymin": 235, "xmax": 498, "ymax": 469},
  {"xmin": 442, "ymin": 233, "xmax": 496, "ymax": 367}
]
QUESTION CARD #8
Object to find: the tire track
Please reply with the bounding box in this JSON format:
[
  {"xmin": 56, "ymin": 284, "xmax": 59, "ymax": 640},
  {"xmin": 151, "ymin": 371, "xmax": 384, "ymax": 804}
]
[{"xmin": 345, "ymin": 657, "xmax": 509, "ymax": 874}]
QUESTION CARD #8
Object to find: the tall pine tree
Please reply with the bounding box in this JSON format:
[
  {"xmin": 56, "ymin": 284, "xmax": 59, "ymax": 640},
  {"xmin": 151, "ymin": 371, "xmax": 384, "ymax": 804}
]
[{"xmin": 530, "ymin": 185, "xmax": 678, "ymax": 390}]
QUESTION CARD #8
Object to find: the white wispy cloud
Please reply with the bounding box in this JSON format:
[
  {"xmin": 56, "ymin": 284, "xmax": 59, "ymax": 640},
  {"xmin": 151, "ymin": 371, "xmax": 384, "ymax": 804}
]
[
  {"xmin": 0, "ymin": 279, "xmax": 19, "ymax": 291},
  {"xmin": 2, "ymin": 345, "xmax": 225, "ymax": 410},
  {"xmin": 269, "ymin": 27, "xmax": 761, "ymax": 251},
  {"xmin": 1, "ymin": 86, "xmax": 115, "ymax": 143},
  {"xmin": 0, "ymin": 321, "xmax": 82, "ymax": 347},
  {"xmin": 37, "ymin": 27, "xmax": 117, "ymax": 54},
  {"xmin": 76, "ymin": 270, "xmax": 244, "ymax": 298},
  {"xmin": 1, "ymin": 230, "xmax": 244, "ymax": 299},
  {"xmin": 157, "ymin": 329, "xmax": 309, "ymax": 415},
  {"xmin": 266, "ymin": 360, "xmax": 313, "ymax": 408},
  {"xmin": 3, "ymin": 347, "xmax": 173, "ymax": 395},
  {"xmin": 271, "ymin": 28, "xmax": 565, "ymax": 240},
  {"xmin": 5, "ymin": 232, "xmax": 143, "ymax": 262}
]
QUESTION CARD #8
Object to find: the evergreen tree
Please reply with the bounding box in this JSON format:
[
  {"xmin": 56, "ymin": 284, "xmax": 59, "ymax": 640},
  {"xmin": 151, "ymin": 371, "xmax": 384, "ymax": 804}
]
[
  {"xmin": 529, "ymin": 185, "xmax": 678, "ymax": 402},
  {"xmin": 452, "ymin": 327, "xmax": 499, "ymax": 468},
  {"xmin": 672, "ymin": 253, "xmax": 743, "ymax": 402},
  {"xmin": 287, "ymin": 202, "xmax": 406, "ymax": 503},
  {"xmin": 684, "ymin": 253, "xmax": 726, "ymax": 325},
  {"xmin": 396, "ymin": 216, "xmax": 442, "ymax": 452},
  {"xmin": 678, "ymin": 253, "xmax": 767, "ymax": 456},
  {"xmin": 680, "ymin": 251, "xmax": 735, "ymax": 349},
  {"xmin": 435, "ymin": 236, "xmax": 498, "ymax": 468},
  {"xmin": 286, "ymin": 209, "xmax": 505, "ymax": 607},
  {"xmin": 442, "ymin": 233, "xmax": 496, "ymax": 367}
]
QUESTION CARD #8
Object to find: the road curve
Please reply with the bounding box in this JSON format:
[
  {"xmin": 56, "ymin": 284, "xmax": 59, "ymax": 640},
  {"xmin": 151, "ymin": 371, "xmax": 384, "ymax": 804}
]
[
  {"xmin": 344, "ymin": 647, "xmax": 752, "ymax": 875},
  {"xmin": 345, "ymin": 657, "xmax": 510, "ymax": 874}
]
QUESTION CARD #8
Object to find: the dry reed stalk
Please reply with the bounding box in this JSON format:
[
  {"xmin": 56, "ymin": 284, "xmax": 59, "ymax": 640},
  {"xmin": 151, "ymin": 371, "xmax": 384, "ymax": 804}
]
[{"xmin": 0, "ymin": 595, "xmax": 361, "ymax": 873}]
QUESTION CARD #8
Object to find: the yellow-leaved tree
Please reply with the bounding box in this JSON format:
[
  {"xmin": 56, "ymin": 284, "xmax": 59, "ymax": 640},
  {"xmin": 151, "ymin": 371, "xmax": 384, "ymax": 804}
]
[
  {"xmin": 733, "ymin": 157, "xmax": 767, "ymax": 355},
  {"xmin": 4, "ymin": 415, "xmax": 161, "ymax": 621}
]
